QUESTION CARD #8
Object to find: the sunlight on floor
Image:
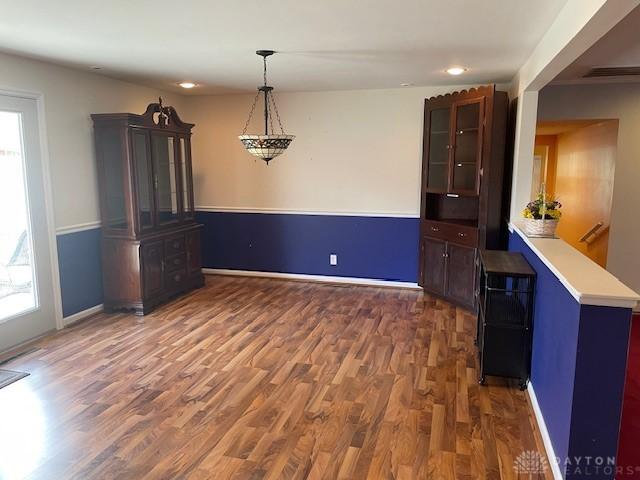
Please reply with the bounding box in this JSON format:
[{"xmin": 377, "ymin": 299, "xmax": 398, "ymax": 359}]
[{"xmin": 0, "ymin": 380, "xmax": 46, "ymax": 480}]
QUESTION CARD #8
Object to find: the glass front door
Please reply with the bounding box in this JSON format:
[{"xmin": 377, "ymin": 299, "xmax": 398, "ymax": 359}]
[
  {"xmin": 0, "ymin": 94, "xmax": 56, "ymax": 353},
  {"xmin": 0, "ymin": 110, "xmax": 36, "ymax": 320}
]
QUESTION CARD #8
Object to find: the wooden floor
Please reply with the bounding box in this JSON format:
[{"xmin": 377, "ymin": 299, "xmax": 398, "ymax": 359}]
[{"xmin": 0, "ymin": 276, "xmax": 551, "ymax": 480}]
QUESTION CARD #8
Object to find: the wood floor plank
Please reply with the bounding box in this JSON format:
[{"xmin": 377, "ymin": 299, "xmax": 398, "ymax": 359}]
[{"xmin": 0, "ymin": 276, "xmax": 552, "ymax": 479}]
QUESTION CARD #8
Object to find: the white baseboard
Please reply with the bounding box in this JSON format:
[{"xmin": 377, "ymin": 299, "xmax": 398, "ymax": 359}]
[
  {"xmin": 202, "ymin": 268, "xmax": 421, "ymax": 290},
  {"xmin": 527, "ymin": 382, "xmax": 563, "ymax": 480},
  {"xmin": 63, "ymin": 304, "xmax": 104, "ymax": 327}
]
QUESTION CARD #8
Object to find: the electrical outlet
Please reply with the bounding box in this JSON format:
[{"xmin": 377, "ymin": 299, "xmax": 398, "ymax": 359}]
[{"xmin": 330, "ymin": 254, "xmax": 338, "ymax": 266}]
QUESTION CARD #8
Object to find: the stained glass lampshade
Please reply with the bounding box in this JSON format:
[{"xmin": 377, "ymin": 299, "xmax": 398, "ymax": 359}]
[{"xmin": 238, "ymin": 134, "xmax": 295, "ymax": 162}]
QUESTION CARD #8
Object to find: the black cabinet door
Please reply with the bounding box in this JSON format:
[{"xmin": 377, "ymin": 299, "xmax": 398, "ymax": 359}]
[
  {"xmin": 422, "ymin": 236, "xmax": 447, "ymax": 296},
  {"xmin": 424, "ymin": 106, "xmax": 452, "ymax": 193},
  {"xmin": 131, "ymin": 128, "xmax": 155, "ymax": 233},
  {"xmin": 150, "ymin": 133, "xmax": 180, "ymax": 226},
  {"xmin": 445, "ymin": 242, "xmax": 477, "ymax": 307},
  {"xmin": 142, "ymin": 240, "xmax": 164, "ymax": 299},
  {"xmin": 450, "ymin": 97, "xmax": 484, "ymax": 195}
]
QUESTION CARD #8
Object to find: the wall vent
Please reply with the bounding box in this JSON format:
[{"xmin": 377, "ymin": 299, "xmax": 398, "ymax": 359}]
[{"xmin": 584, "ymin": 66, "xmax": 640, "ymax": 78}]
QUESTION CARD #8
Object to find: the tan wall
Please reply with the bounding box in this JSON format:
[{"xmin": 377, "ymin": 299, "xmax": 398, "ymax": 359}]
[
  {"xmin": 0, "ymin": 51, "xmax": 184, "ymax": 230},
  {"xmin": 553, "ymin": 121, "xmax": 617, "ymax": 267},
  {"xmin": 182, "ymin": 85, "xmax": 474, "ymax": 216}
]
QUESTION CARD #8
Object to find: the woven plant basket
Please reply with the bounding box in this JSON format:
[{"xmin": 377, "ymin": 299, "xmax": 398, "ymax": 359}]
[{"xmin": 523, "ymin": 218, "xmax": 559, "ymax": 237}]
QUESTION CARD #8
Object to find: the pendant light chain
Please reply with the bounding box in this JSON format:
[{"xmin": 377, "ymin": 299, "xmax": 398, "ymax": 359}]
[
  {"xmin": 263, "ymin": 56, "xmax": 286, "ymax": 133},
  {"xmin": 241, "ymin": 91, "xmax": 260, "ymax": 135},
  {"xmin": 268, "ymin": 91, "xmax": 286, "ymax": 134},
  {"xmin": 267, "ymin": 93, "xmax": 275, "ymax": 134},
  {"xmin": 263, "ymin": 56, "xmax": 277, "ymax": 135}
]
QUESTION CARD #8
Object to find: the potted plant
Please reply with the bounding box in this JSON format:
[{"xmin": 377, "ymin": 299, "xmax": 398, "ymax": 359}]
[{"xmin": 522, "ymin": 192, "xmax": 562, "ymax": 237}]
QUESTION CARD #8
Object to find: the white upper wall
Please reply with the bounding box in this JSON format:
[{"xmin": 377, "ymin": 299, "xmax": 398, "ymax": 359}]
[
  {"xmin": 0, "ymin": 51, "xmax": 184, "ymax": 230},
  {"xmin": 183, "ymin": 86, "xmax": 473, "ymax": 216}
]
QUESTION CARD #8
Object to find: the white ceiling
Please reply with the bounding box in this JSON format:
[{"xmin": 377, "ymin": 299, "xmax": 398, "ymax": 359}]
[
  {"xmin": 553, "ymin": 5, "xmax": 640, "ymax": 84},
  {"xmin": 0, "ymin": 0, "xmax": 568, "ymax": 95}
]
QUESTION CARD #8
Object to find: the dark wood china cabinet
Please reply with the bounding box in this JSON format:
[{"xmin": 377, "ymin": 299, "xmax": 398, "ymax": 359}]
[
  {"xmin": 419, "ymin": 86, "xmax": 508, "ymax": 309},
  {"xmin": 92, "ymin": 100, "xmax": 204, "ymax": 315}
]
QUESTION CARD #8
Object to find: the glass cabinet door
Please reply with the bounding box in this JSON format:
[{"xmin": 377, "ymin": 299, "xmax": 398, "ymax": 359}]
[
  {"xmin": 100, "ymin": 128, "xmax": 129, "ymax": 231},
  {"xmin": 131, "ymin": 129, "xmax": 154, "ymax": 231},
  {"xmin": 179, "ymin": 137, "xmax": 194, "ymax": 219},
  {"xmin": 151, "ymin": 133, "xmax": 179, "ymax": 225},
  {"xmin": 451, "ymin": 99, "xmax": 484, "ymax": 194},
  {"xmin": 426, "ymin": 107, "xmax": 451, "ymax": 192}
]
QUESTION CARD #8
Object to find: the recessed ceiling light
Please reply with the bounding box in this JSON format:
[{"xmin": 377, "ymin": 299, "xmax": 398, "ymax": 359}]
[
  {"xmin": 400, "ymin": 83, "xmax": 413, "ymax": 87},
  {"xmin": 446, "ymin": 67, "xmax": 467, "ymax": 76},
  {"xmin": 179, "ymin": 82, "xmax": 197, "ymax": 89}
]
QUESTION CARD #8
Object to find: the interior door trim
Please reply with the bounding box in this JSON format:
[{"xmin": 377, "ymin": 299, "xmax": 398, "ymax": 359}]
[{"xmin": 0, "ymin": 88, "xmax": 63, "ymax": 330}]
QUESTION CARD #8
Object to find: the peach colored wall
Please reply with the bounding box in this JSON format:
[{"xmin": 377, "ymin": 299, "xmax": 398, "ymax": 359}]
[{"xmin": 554, "ymin": 120, "xmax": 618, "ymax": 267}]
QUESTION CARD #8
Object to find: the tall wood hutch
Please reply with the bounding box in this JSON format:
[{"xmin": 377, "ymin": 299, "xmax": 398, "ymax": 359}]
[
  {"xmin": 419, "ymin": 86, "xmax": 508, "ymax": 309},
  {"xmin": 92, "ymin": 100, "xmax": 204, "ymax": 315}
]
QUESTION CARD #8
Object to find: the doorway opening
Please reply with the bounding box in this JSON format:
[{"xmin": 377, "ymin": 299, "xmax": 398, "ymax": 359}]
[{"xmin": 533, "ymin": 119, "xmax": 618, "ymax": 268}]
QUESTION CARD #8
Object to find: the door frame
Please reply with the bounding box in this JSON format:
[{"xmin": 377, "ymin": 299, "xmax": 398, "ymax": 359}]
[{"xmin": 0, "ymin": 86, "xmax": 63, "ymax": 331}]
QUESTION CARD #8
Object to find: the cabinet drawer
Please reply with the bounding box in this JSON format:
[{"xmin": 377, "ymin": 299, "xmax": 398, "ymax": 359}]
[
  {"xmin": 423, "ymin": 220, "xmax": 478, "ymax": 247},
  {"xmin": 450, "ymin": 225, "xmax": 478, "ymax": 247},
  {"xmin": 165, "ymin": 235, "xmax": 185, "ymax": 255},
  {"xmin": 165, "ymin": 268, "xmax": 187, "ymax": 290},
  {"xmin": 165, "ymin": 253, "xmax": 187, "ymax": 273}
]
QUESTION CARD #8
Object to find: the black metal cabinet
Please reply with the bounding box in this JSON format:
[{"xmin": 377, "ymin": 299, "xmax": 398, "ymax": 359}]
[{"xmin": 476, "ymin": 250, "xmax": 535, "ymax": 390}]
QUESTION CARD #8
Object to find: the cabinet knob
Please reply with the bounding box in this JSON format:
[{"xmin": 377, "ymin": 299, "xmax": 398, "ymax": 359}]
[
  {"xmin": 458, "ymin": 232, "xmax": 467, "ymax": 238},
  {"xmin": 431, "ymin": 227, "xmax": 440, "ymax": 232}
]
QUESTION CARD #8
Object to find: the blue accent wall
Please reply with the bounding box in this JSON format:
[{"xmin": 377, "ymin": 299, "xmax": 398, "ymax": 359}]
[
  {"xmin": 509, "ymin": 231, "xmax": 579, "ymax": 469},
  {"xmin": 509, "ymin": 230, "xmax": 632, "ymax": 479},
  {"xmin": 196, "ymin": 211, "xmax": 420, "ymax": 282},
  {"xmin": 56, "ymin": 228, "xmax": 103, "ymax": 317},
  {"xmin": 568, "ymin": 305, "xmax": 631, "ymax": 478},
  {"xmin": 54, "ymin": 212, "xmax": 419, "ymax": 318}
]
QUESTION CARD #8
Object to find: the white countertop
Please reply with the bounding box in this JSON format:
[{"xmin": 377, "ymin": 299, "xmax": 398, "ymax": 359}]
[{"xmin": 509, "ymin": 222, "xmax": 640, "ymax": 309}]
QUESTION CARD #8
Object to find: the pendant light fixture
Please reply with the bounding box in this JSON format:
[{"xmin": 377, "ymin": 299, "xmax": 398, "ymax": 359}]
[{"xmin": 238, "ymin": 50, "xmax": 295, "ymax": 164}]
